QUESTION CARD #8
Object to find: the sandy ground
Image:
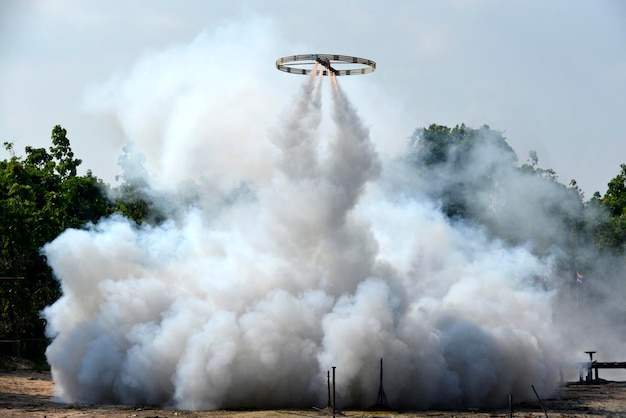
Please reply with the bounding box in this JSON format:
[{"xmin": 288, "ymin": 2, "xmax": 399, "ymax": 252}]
[{"xmin": 2, "ymin": 366, "xmax": 626, "ymax": 418}]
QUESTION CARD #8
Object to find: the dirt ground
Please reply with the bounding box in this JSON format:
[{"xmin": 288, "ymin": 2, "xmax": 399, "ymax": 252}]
[{"xmin": 2, "ymin": 361, "xmax": 626, "ymax": 418}]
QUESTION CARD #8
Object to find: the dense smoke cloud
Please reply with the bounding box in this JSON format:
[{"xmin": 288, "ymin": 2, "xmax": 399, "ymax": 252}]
[{"xmin": 42, "ymin": 19, "xmax": 624, "ymax": 411}]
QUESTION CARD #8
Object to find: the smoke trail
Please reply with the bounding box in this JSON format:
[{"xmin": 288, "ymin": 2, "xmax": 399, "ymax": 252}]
[
  {"xmin": 41, "ymin": 24, "xmax": 614, "ymax": 411},
  {"xmin": 271, "ymin": 67, "xmax": 322, "ymax": 179}
]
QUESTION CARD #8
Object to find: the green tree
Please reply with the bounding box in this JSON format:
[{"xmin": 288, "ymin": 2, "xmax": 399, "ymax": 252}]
[
  {"xmin": 409, "ymin": 123, "xmax": 517, "ymax": 219},
  {"xmin": 50, "ymin": 125, "xmax": 82, "ymax": 179},
  {"xmin": 593, "ymin": 164, "xmax": 626, "ymax": 255},
  {"xmin": 408, "ymin": 124, "xmax": 585, "ymax": 257},
  {"xmin": 0, "ymin": 126, "xmax": 112, "ymax": 357},
  {"xmin": 109, "ymin": 144, "xmax": 165, "ymax": 225},
  {"xmin": 602, "ymin": 164, "xmax": 626, "ymax": 217}
]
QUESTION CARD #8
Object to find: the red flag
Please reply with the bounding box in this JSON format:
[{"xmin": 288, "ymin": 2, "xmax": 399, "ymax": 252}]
[{"xmin": 576, "ymin": 271, "xmax": 584, "ymax": 284}]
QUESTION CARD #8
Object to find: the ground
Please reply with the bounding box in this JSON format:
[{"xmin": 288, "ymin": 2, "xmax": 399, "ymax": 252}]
[{"xmin": 2, "ymin": 358, "xmax": 626, "ymax": 417}]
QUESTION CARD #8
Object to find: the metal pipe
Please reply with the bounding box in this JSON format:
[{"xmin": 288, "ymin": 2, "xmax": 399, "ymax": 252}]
[
  {"xmin": 332, "ymin": 366, "xmax": 336, "ymax": 418},
  {"xmin": 327, "ymin": 370, "xmax": 331, "ymax": 408},
  {"xmin": 531, "ymin": 384, "xmax": 549, "ymax": 418}
]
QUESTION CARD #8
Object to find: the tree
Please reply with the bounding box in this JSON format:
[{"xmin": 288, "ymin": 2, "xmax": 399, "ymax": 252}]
[
  {"xmin": 0, "ymin": 126, "xmax": 112, "ymax": 358},
  {"xmin": 592, "ymin": 164, "xmax": 626, "ymax": 255},
  {"xmin": 109, "ymin": 144, "xmax": 165, "ymax": 225},
  {"xmin": 409, "ymin": 124, "xmax": 517, "ymax": 219},
  {"xmin": 50, "ymin": 125, "xmax": 82, "ymax": 179},
  {"xmin": 602, "ymin": 164, "xmax": 626, "ymax": 217},
  {"xmin": 407, "ymin": 124, "xmax": 585, "ymax": 257}
]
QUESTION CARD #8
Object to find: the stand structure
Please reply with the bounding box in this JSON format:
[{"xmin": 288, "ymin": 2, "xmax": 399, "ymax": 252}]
[{"xmin": 376, "ymin": 358, "xmax": 389, "ymax": 407}]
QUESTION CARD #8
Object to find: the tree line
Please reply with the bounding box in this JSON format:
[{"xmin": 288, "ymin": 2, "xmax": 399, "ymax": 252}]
[
  {"xmin": 409, "ymin": 124, "xmax": 626, "ymax": 257},
  {"xmin": 408, "ymin": 124, "xmax": 626, "ymax": 312},
  {"xmin": 0, "ymin": 126, "xmax": 155, "ymax": 360},
  {"xmin": 1, "ymin": 124, "xmax": 625, "ymax": 361}
]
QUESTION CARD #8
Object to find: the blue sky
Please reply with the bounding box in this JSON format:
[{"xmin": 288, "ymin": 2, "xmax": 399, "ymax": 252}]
[{"xmin": 1, "ymin": 0, "xmax": 625, "ymax": 196}]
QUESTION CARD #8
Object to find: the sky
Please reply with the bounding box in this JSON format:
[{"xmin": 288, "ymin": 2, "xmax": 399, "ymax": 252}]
[{"xmin": 1, "ymin": 0, "xmax": 625, "ymax": 197}]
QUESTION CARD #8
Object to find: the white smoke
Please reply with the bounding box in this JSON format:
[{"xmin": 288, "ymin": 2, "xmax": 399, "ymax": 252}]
[
  {"xmin": 41, "ymin": 19, "xmax": 611, "ymax": 411},
  {"xmin": 83, "ymin": 17, "xmax": 281, "ymax": 195}
]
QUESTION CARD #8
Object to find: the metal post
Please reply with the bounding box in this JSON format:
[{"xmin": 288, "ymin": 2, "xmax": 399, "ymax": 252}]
[
  {"xmin": 576, "ymin": 274, "xmax": 579, "ymax": 308},
  {"xmin": 585, "ymin": 351, "xmax": 596, "ymax": 382},
  {"xmin": 332, "ymin": 366, "xmax": 336, "ymax": 418},
  {"xmin": 531, "ymin": 385, "xmax": 548, "ymax": 418},
  {"xmin": 327, "ymin": 370, "xmax": 331, "ymax": 408},
  {"xmin": 376, "ymin": 357, "xmax": 389, "ymax": 408}
]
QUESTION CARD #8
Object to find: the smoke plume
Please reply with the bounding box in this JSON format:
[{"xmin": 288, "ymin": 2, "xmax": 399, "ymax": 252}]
[{"xmin": 42, "ymin": 20, "xmax": 624, "ymax": 411}]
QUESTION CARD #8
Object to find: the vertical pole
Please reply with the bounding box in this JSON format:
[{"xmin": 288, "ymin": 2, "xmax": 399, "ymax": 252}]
[
  {"xmin": 332, "ymin": 366, "xmax": 336, "ymax": 418},
  {"xmin": 508, "ymin": 393, "xmax": 513, "ymax": 418},
  {"xmin": 327, "ymin": 370, "xmax": 331, "ymax": 408},
  {"xmin": 531, "ymin": 385, "xmax": 548, "ymax": 418},
  {"xmin": 585, "ymin": 351, "xmax": 596, "ymax": 382}
]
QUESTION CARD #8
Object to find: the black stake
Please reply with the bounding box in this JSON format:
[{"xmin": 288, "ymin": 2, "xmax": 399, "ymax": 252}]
[
  {"xmin": 531, "ymin": 384, "xmax": 549, "ymax": 418},
  {"xmin": 327, "ymin": 370, "xmax": 331, "ymax": 408},
  {"xmin": 332, "ymin": 366, "xmax": 336, "ymax": 418}
]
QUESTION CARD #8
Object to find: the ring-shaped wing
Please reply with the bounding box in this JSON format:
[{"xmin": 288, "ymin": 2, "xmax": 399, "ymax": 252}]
[{"xmin": 276, "ymin": 54, "xmax": 376, "ymax": 76}]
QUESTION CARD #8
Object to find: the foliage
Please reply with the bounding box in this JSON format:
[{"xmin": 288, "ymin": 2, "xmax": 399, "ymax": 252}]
[
  {"xmin": 0, "ymin": 126, "xmax": 171, "ymax": 359},
  {"xmin": 407, "ymin": 123, "xmax": 626, "ymax": 290},
  {"xmin": 108, "ymin": 144, "xmax": 166, "ymax": 225},
  {"xmin": 592, "ymin": 164, "xmax": 626, "ymax": 255},
  {"xmin": 409, "ymin": 123, "xmax": 517, "ymax": 220},
  {"xmin": 409, "ymin": 124, "xmax": 586, "ymax": 254},
  {"xmin": 0, "ymin": 126, "xmax": 112, "ymax": 355}
]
